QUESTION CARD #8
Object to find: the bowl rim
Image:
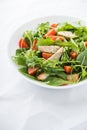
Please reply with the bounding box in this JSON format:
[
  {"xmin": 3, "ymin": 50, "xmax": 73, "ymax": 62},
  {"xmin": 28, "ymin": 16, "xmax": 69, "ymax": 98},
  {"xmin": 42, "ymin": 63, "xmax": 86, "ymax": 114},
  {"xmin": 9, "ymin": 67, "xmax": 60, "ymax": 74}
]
[{"xmin": 7, "ymin": 15, "xmax": 87, "ymax": 89}]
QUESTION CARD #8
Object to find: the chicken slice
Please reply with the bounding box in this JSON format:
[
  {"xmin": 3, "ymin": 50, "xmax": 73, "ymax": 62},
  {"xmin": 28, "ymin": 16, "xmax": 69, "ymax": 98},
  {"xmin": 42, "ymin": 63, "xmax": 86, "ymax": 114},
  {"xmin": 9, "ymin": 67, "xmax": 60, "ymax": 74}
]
[
  {"xmin": 48, "ymin": 47, "xmax": 64, "ymax": 60},
  {"xmin": 38, "ymin": 46, "xmax": 60, "ymax": 53},
  {"xmin": 67, "ymin": 74, "xmax": 79, "ymax": 82},
  {"xmin": 37, "ymin": 73, "xmax": 49, "ymax": 81},
  {"xmin": 58, "ymin": 31, "xmax": 76, "ymax": 38}
]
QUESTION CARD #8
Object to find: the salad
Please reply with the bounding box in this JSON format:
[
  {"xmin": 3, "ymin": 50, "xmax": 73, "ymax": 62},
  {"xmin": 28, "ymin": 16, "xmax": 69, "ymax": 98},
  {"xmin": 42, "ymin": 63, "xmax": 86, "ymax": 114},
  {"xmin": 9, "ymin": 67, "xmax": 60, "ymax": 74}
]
[{"xmin": 12, "ymin": 22, "xmax": 87, "ymax": 86}]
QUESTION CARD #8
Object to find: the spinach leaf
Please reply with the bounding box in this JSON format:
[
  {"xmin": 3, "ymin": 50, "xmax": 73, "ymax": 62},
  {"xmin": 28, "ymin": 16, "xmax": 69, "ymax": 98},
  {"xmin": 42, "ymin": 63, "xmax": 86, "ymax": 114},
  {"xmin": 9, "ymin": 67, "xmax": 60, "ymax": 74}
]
[
  {"xmin": 44, "ymin": 67, "xmax": 66, "ymax": 79},
  {"xmin": 45, "ymin": 77, "xmax": 72, "ymax": 86},
  {"xmin": 77, "ymin": 49, "xmax": 87, "ymax": 66}
]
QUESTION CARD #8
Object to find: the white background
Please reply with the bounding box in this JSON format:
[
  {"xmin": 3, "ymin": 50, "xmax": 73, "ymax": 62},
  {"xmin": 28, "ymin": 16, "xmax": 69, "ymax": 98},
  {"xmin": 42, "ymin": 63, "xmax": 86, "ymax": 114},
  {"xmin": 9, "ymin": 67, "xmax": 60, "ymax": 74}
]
[{"xmin": 0, "ymin": 0, "xmax": 87, "ymax": 130}]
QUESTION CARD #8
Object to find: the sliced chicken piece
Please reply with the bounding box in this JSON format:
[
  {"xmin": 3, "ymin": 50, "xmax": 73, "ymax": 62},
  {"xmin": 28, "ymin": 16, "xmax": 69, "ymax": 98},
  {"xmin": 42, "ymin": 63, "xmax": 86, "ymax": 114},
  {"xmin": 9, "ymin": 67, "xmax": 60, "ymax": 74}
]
[
  {"xmin": 38, "ymin": 46, "xmax": 60, "ymax": 53},
  {"xmin": 48, "ymin": 47, "xmax": 64, "ymax": 60},
  {"xmin": 58, "ymin": 31, "xmax": 76, "ymax": 38},
  {"xmin": 37, "ymin": 73, "xmax": 49, "ymax": 81},
  {"xmin": 67, "ymin": 74, "xmax": 79, "ymax": 82}
]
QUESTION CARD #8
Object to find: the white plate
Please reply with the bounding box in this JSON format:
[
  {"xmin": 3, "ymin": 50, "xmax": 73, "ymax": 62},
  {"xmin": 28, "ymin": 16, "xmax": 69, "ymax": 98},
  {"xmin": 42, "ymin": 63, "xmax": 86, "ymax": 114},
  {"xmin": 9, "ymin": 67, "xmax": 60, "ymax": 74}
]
[{"xmin": 8, "ymin": 15, "xmax": 87, "ymax": 89}]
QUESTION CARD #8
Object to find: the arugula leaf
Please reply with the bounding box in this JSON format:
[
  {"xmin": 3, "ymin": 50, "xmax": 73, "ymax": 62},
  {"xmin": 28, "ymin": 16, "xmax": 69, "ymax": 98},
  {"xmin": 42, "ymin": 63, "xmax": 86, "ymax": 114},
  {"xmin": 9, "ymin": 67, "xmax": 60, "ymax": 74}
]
[
  {"xmin": 75, "ymin": 26, "xmax": 87, "ymax": 41},
  {"xmin": 77, "ymin": 49, "xmax": 87, "ymax": 66},
  {"xmin": 60, "ymin": 47, "xmax": 70, "ymax": 61},
  {"xmin": 25, "ymin": 50, "xmax": 44, "ymax": 68},
  {"xmin": 36, "ymin": 37, "xmax": 54, "ymax": 47},
  {"xmin": 16, "ymin": 48, "xmax": 28, "ymax": 56},
  {"xmin": 56, "ymin": 40, "xmax": 79, "ymax": 52},
  {"xmin": 45, "ymin": 77, "xmax": 72, "ymax": 86},
  {"xmin": 81, "ymin": 67, "xmax": 87, "ymax": 79},
  {"xmin": 33, "ymin": 22, "xmax": 50, "ymax": 38},
  {"xmin": 37, "ymin": 22, "xmax": 50, "ymax": 34},
  {"xmin": 77, "ymin": 41, "xmax": 85, "ymax": 52}
]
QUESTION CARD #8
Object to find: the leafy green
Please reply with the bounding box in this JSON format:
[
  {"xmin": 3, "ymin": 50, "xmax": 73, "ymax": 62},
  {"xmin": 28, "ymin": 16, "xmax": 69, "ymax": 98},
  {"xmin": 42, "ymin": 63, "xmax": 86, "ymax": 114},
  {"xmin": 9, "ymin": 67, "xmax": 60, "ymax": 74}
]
[
  {"xmin": 77, "ymin": 49, "xmax": 87, "ymax": 66},
  {"xmin": 56, "ymin": 40, "xmax": 79, "ymax": 52},
  {"xmin": 37, "ymin": 22, "xmax": 50, "ymax": 34},
  {"xmin": 16, "ymin": 48, "xmax": 28, "ymax": 55},
  {"xmin": 45, "ymin": 77, "xmax": 72, "ymax": 86},
  {"xmin": 75, "ymin": 26, "xmax": 87, "ymax": 41},
  {"xmin": 60, "ymin": 47, "xmax": 70, "ymax": 61},
  {"xmin": 12, "ymin": 55, "xmax": 26, "ymax": 66},
  {"xmin": 36, "ymin": 37, "xmax": 54, "ymax": 47},
  {"xmin": 58, "ymin": 23, "xmax": 77, "ymax": 32},
  {"xmin": 44, "ymin": 67, "xmax": 66, "ymax": 79},
  {"xmin": 25, "ymin": 50, "xmax": 44, "ymax": 68},
  {"xmin": 77, "ymin": 41, "xmax": 85, "ymax": 52},
  {"xmin": 81, "ymin": 67, "xmax": 87, "ymax": 79},
  {"xmin": 33, "ymin": 22, "xmax": 50, "ymax": 38}
]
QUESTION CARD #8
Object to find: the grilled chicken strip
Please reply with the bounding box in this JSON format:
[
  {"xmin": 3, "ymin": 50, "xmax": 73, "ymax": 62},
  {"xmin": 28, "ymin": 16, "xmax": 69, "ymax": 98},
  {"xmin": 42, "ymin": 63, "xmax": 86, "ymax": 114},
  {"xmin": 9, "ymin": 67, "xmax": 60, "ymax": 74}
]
[
  {"xmin": 58, "ymin": 31, "xmax": 76, "ymax": 39},
  {"xmin": 67, "ymin": 74, "xmax": 79, "ymax": 82},
  {"xmin": 38, "ymin": 46, "xmax": 60, "ymax": 53},
  {"xmin": 48, "ymin": 47, "xmax": 64, "ymax": 60},
  {"xmin": 37, "ymin": 73, "xmax": 49, "ymax": 81}
]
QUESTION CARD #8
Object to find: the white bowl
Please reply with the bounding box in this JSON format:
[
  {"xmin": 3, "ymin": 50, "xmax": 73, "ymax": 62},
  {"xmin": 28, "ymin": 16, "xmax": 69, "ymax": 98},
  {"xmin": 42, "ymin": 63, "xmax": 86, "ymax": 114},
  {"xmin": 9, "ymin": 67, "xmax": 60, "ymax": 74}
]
[{"xmin": 8, "ymin": 15, "xmax": 87, "ymax": 89}]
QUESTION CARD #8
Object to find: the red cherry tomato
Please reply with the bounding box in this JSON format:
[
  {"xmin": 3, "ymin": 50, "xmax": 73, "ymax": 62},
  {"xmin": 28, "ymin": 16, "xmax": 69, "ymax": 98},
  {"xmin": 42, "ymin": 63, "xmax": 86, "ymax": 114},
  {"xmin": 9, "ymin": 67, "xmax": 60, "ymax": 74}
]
[{"xmin": 19, "ymin": 38, "xmax": 29, "ymax": 48}]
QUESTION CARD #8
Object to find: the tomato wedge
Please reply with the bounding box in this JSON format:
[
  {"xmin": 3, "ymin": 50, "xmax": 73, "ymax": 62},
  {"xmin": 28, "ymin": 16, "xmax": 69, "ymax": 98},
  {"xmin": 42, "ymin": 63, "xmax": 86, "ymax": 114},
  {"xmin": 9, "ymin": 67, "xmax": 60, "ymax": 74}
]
[
  {"xmin": 70, "ymin": 51, "xmax": 78, "ymax": 59},
  {"xmin": 32, "ymin": 39, "xmax": 38, "ymax": 50},
  {"xmin": 44, "ymin": 29, "xmax": 56, "ymax": 38},
  {"xmin": 51, "ymin": 24, "xmax": 58, "ymax": 28},
  {"xmin": 48, "ymin": 35, "xmax": 64, "ymax": 41},
  {"xmin": 19, "ymin": 38, "xmax": 29, "ymax": 48},
  {"xmin": 28, "ymin": 67, "xmax": 39, "ymax": 75},
  {"xmin": 64, "ymin": 66, "xmax": 72, "ymax": 74},
  {"xmin": 48, "ymin": 35, "xmax": 58, "ymax": 41},
  {"xmin": 42, "ymin": 52, "xmax": 52, "ymax": 59}
]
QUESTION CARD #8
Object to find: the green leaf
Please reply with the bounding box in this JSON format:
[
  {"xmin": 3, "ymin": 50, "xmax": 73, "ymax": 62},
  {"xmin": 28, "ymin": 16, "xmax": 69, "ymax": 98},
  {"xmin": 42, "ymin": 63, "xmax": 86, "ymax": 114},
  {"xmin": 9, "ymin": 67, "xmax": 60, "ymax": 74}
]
[
  {"xmin": 57, "ymin": 71, "xmax": 67, "ymax": 79},
  {"xmin": 36, "ymin": 37, "xmax": 54, "ymax": 47},
  {"xmin": 45, "ymin": 77, "xmax": 72, "ymax": 86},
  {"xmin": 12, "ymin": 55, "xmax": 26, "ymax": 66},
  {"xmin": 58, "ymin": 23, "xmax": 77, "ymax": 32},
  {"xmin": 33, "ymin": 22, "xmax": 50, "ymax": 38},
  {"xmin": 16, "ymin": 48, "xmax": 28, "ymax": 56},
  {"xmin": 44, "ymin": 67, "xmax": 67, "ymax": 79},
  {"xmin": 37, "ymin": 22, "xmax": 50, "ymax": 34},
  {"xmin": 81, "ymin": 68, "xmax": 87, "ymax": 79},
  {"xmin": 75, "ymin": 26, "xmax": 87, "ymax": 41},
  {"xmin": 56, "ymin": 40, "xmax": 79, "ymax": 52},
  {"xmin": 77, "ymin": 49, "xmax": 87, "ymax": 66}
]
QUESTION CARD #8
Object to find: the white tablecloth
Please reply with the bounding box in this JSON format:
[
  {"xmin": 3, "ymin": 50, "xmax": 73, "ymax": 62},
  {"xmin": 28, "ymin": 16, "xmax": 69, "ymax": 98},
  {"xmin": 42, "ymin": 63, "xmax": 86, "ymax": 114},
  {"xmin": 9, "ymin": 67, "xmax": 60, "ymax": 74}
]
[{"xmin": 0, "ymin": 0, "xmax": 87, "ymax": 130}]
